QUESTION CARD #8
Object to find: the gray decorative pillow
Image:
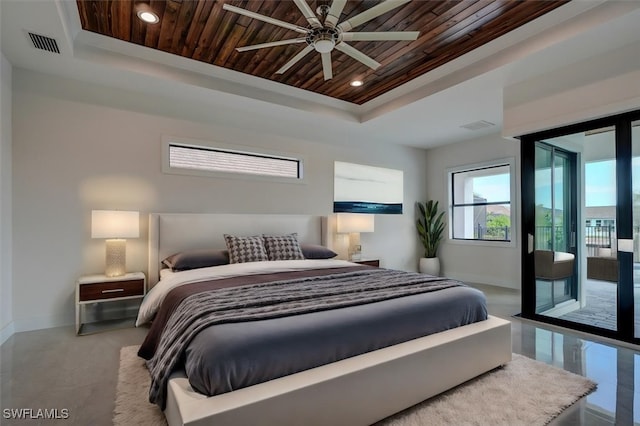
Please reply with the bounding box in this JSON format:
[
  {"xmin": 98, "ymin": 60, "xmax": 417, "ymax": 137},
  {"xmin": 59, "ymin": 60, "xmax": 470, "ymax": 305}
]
[
  {"xmin": 224, "ymin": 234, "xmax": 268, "ymax": 264},
  {"xmin": 300, "ymin": 244, "xmax": 338, "ymax": 259},
  {"xmin": 162, "ymin": 249, "xmax": 229, "ymax": 271},
  {"xmin": 263, "ymin": 233, "xmax": 305, "ymax": 261}
]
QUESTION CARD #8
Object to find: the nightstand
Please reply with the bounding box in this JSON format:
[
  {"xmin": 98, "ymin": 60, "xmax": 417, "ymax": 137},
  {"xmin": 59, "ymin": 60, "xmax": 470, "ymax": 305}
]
[
  {"xmin": 76, "ymin": 272, "xmax": 146, "ymax": 335},
  {"xmin": 354, "ymin": 259, "xmax": 380, "ymax": 267}
]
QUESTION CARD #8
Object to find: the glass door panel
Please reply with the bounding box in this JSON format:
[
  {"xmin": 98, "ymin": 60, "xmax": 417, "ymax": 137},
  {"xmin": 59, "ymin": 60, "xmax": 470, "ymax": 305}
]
[
  {"xmin": 533, "ymin": 127, "xmax": 618, "ymax": 331},
  {"xmin": 633, "ymin": 120, "xmax": 640, "ymax": 338},
  {"xmin": 535, "ymin": 144, "xmax": 554, "ymax": 312},
  {"xmin": 582, "ymin": 128, "xmax": 617, "ymax": 331},
  {"xmin": 554, "ymin": 154, "xmax": 571, "ymax": 254},
  {"xmin": 534, "ymin": 144, "xmax": 576, "ymax": 314}
]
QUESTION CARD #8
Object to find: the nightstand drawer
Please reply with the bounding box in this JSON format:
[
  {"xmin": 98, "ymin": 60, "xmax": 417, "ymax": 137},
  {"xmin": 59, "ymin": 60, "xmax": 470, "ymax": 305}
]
[
  {"xmin": 355, "ymin": 259, "xmax": 380, "ymax": 267},
  {"xmin": 79, "ymin": 279, "xmax": 144, "ymax": 301}
]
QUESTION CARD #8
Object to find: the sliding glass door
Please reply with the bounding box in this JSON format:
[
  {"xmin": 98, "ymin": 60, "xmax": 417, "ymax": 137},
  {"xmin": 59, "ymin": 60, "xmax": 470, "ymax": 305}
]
[
  {"xmin": 534, "ymin": 144, "xmax": 577, "ymax": 314},
  {"xmin": 632, "ymin": 119, "xmax": 640, "ymax": 339},
  {"xmin": 522, "ymin": 110, "xmax": 640, "ymax": 344}
]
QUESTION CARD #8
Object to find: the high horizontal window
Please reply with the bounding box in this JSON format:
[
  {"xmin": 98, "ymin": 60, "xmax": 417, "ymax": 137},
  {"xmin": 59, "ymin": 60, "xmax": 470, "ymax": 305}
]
[
  {"xmin": 449, "ymin": 159, "xmax": 515, "ymax": 243},
  {"xmin": 163, "ymin": 138, "xmax": 304, "ymax": 182}
]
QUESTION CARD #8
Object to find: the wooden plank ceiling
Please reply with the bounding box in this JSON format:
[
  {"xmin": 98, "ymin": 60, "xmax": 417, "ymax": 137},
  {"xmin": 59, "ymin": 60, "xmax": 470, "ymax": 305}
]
[{"xmin": 77, "ymin": 0, "xmax": 568, "ymax": 105}]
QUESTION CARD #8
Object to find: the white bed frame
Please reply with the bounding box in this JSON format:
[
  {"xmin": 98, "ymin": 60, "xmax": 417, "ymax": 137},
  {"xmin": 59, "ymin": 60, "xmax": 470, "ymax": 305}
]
[{"xmin": 148, "ymin": 213, "xmax": 512, "ymax": 426}]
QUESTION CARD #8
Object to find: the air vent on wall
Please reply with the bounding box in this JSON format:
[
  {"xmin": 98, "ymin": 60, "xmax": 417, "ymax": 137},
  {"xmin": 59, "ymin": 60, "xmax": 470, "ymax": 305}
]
[
  {"xmin": 27, "ymin": 32, "xmax": 60, "ymax": 54},
  {"xmin": 460, "ymin": 120, "xmax": 495, "ymax": 131}
]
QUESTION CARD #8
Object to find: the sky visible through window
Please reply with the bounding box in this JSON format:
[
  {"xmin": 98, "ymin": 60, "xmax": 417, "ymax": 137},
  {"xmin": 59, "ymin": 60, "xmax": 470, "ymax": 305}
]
[
  {"xmin": 472, "ymin": 173, "xmax": 510, "ymax": 203},
  {"xmin": 586, "ymin": 160, "xmax": 616, "ymax": 207},
  {"xmin": 586, "ymin": 158, "xmax": 640, "ymax": 206},
  {"xmin": 536, "ymin": 158, "xmax": 640, "ymax": 208}
]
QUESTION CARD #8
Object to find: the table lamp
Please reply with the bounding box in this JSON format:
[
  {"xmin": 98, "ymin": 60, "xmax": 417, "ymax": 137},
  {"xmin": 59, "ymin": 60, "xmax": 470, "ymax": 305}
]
[
  {"xmin": 91, "ymin": 210, "xmax": 139, "ymax": 277},
  {"xmin": 336, "ymin": 213, "xmax": 375, "ymax": 261}
]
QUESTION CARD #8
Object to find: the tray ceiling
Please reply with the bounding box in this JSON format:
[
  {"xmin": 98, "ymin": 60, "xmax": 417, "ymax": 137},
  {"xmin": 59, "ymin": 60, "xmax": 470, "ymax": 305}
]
[{"xmin": 76, "ymin": 0, "xmax": 568, "ymax": 105}]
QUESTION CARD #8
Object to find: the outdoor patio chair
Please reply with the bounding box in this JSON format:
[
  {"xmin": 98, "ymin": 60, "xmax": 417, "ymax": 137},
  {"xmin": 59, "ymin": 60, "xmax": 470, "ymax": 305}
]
[{"xmin": 535, "ymin": 250, "xmax": 575, "ymax": 280}]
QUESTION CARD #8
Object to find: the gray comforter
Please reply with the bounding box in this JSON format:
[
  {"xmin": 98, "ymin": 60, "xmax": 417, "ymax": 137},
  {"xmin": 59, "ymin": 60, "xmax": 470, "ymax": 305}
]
[{"xmin": 144, "ymin": 267, "xmax": 487, "ymax": 408}]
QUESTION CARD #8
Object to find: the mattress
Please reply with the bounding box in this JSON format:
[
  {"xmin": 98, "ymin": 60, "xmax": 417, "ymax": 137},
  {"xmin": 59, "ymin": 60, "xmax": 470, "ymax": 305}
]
[
  {"xmin": 185, "ymin": 283, "xmax": 486, "ymax": 398},
  {"xmin": 137, "ymin": 260, "xmax": 487, "ymax": 407}
]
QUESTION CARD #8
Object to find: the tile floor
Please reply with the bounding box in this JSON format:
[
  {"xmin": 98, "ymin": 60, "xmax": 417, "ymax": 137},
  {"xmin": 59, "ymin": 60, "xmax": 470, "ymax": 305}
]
[
  {"xmin": 474, "ymin": 283, "xmax": 639, "ymax": 426},
  {"xmin": 0, "ymin": 283, "xmax": 638, "ymax": 425}
]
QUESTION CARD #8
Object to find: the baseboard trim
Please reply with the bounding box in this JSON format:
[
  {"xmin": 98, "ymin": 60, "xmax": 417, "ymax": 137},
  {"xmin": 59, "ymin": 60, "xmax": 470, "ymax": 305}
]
[
  {"xmin": 13, "ymin": 315, "xmax": 74, "ymax": 333},
  {"xmin": 11, "ymin": 301, "xmax": 140, "ymax": 334},
  {"xmin": 445, "ymin": 271, "xmax": 520, "ymax": 290},
  {"xmin": 0, "ymin": 321, "xmax": 15, "ymax": 346}
]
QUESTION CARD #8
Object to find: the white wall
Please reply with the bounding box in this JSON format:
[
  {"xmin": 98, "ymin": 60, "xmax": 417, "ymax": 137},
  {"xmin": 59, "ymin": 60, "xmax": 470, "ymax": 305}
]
[
  {"xmin": 0, "ymin": 52, "xmax": 13, "ymax": 344},
  {"xmin": 424, "ymin": 134, "xmax": 521, "ymax": 289},
  {"xmin": 503, "ymin": 42, "xmax": 640, "ymax": 137},
  {"xmin": 11, "ymin": 69, "xmax": 428, "ymax": 332}
]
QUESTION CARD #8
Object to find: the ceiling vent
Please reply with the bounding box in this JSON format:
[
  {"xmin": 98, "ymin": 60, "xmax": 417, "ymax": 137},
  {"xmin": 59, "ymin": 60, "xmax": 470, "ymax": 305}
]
[
  {"xmin": 460, "ymin": 120, "xmax": 495, "ymax": 131},
  {"xmin": 27, "ymin": 32, "xmax": 60, "ymax": 54}
]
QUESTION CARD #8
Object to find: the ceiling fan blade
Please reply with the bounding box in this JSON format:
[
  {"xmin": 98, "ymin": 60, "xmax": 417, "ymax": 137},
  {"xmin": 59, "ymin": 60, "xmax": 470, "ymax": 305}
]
[
  {"xmin": 292, "ymin": 0, "xmax": 322, "ymax": 29},
  {"xmin": 321, "ymin": 52, "xmax": 333, "ymax": 80},
  {"xmin": 276, "ymin": 45, "xmax": 315, "ymax": 74},
  {"xmin": 222, "ymin": 4, "xmax": 308, "ymax": 34},
  {"xmin": 335, "ymin": 42, "xmax": 381, "ymax": 70},
  {"xmin": 341, "ymin": 31, "xmax": 419, "ymax": 42},
  {"xmin": 337, "ymin": 0, "xmax": 411, "ymax": 32},
  {"xmin": 325, "ymin": 0, "xmax": 347, "ymax": 28},
  {"xmin": 236, "ymin": 38, "xmax": 307, "ymax": 52}
]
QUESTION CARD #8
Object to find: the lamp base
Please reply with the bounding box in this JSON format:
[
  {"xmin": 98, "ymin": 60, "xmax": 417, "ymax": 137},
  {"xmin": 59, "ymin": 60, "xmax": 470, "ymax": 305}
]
[
  {"xmin": 105, "ymin": 239, "xmax": 127, "ymax": 277},
  {"xmin": 348, "ymin": 233, "xmax": 362, "ymax": 262}
]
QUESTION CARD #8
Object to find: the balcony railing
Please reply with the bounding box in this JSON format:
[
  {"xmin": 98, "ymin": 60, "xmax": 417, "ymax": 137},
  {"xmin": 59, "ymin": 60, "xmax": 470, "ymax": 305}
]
[
  {"xmin": 534, "ymin": 225, "xmax": 614, "ymax": 257},
  {"xmin": 475, "ymin": 225, "xmax": 510, "ymax": 241},
  {"xmin": 529, "ymin": 225, "xmax": 640, "ymax": 261},
  {"xmin": 585, "ymin": 225, "xmax": 614, "ymax": 256},
  {"xmin": 535, "ymin": 225, "xmax": 568, "ymax": 251},
  {"xmin": 476, "ymin": 225, "xmax": 640, "ymax": 259}
]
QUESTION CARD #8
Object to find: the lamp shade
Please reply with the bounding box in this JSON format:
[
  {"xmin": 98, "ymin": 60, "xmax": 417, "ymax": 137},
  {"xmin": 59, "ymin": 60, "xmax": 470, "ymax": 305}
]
[
  {"xmin": 91, "ymin": 210, "xmax": 140, "ymax": 239},
  {"xmin": 336, "ymin": 213, "xmax": 375, "ymax": 233}
]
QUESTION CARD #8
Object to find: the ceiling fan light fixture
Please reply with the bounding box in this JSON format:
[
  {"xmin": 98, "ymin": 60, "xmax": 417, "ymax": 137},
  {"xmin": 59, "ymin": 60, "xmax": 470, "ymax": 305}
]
[
  {"xmin": 308, "ymin": 28, "xmax": 339, "ymax": 53},
  {"xmin": 314, "ymin": 39, "xmax": 335, "ymax": 53},
  {"xmin": 350, "ymin": 80, "xmax": 363, "ymax": 87},
  {"xmin": 137, "ymin": 10, "xmax": 159, "ymax": 24}
]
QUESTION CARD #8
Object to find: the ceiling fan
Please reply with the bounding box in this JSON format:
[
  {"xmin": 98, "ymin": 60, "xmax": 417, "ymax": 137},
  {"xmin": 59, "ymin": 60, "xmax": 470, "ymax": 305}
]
[{"xmin": 222, "ymin": 0, "xmax": 419, "ymax": 81}]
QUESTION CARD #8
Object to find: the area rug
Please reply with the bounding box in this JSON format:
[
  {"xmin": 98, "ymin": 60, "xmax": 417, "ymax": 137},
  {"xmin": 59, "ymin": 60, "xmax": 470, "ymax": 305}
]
[{"xmin": 114, "ymin": 346, "xmax": 596, "ymax": 426}]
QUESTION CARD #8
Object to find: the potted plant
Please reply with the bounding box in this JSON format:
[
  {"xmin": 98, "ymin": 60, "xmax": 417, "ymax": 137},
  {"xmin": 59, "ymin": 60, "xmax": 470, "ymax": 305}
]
[{"xmin": 416, "ymin": 200, "xmax": 445, "ymax": 275}]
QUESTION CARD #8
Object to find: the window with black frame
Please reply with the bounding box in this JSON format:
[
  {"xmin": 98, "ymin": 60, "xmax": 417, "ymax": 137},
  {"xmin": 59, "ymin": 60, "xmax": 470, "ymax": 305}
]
[{"xmin": 450, "ymin": 162, "xmax": 513, "ymax": 242}]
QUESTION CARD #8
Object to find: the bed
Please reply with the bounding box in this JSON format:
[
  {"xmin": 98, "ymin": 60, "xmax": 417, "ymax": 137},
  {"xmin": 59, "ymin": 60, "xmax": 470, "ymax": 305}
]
[{"xmin": 140, "ymin": 213, "xmax": 511, "ymax": 426}]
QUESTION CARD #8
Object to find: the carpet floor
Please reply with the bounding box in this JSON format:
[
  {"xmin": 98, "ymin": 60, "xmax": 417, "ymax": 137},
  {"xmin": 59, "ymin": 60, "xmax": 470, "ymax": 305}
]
[{"xmin": 114, "ymin": 346, "xmax": 596, "ymax": 426}]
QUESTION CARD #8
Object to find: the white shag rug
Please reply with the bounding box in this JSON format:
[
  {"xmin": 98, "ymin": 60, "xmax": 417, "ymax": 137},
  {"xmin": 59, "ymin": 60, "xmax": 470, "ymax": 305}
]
[{"xmin": 114, "ymin": 346, "xmax": 596, "ymax": 426}]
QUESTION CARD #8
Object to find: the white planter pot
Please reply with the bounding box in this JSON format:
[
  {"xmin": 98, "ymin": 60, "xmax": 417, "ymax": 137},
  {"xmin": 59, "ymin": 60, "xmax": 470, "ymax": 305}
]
[{"xmin": 419, "ymin": 257, "xmax": 440, "ymax": 276}]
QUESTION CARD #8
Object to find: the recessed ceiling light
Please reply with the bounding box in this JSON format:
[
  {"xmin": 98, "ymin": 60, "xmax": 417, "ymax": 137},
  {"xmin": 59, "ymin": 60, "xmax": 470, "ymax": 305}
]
[
  {"xmin": 137, "ymin": 10, "xmax": 159, "ymax": 24},
  {"xmin": 350, "ymin": 80, "xmax": 363, "ymax": 87}
]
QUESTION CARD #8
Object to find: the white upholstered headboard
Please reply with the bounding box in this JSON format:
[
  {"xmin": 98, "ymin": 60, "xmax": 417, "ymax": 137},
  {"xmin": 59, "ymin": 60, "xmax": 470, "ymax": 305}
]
[{"xmin": 148, "ymin": 213, "xmax": 329, "ymax": 287}]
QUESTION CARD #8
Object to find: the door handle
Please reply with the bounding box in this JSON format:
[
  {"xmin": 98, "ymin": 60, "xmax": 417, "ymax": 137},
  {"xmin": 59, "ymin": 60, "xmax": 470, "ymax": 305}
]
[
  {"xmin": 618, "ymin": 239, "xmax": 634, "ymax": 253},
  {"xmin": 528, "ymin": 234, "xmax": 534, "ymax": 254}
]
